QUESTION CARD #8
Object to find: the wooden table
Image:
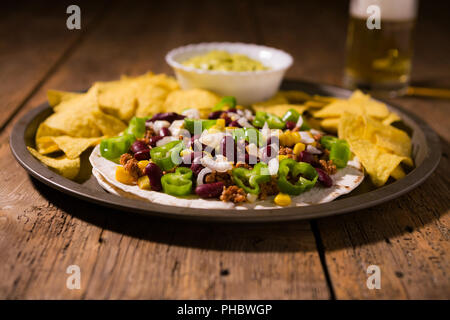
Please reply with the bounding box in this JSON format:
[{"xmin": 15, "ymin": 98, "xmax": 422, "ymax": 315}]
[{"xmin": 1, "ymin": 0, "xmax": 448, "ymax": 299}]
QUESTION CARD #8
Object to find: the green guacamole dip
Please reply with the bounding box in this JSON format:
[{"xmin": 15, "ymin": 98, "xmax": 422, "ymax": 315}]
[{"xmin": 182, "ymin": 50, "xmax": 269, "ymax": 72}]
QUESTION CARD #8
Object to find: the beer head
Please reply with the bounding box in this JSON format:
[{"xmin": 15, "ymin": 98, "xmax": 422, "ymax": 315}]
[{"xmin": 350, "ymin": 0, "xmax": 418, "ymax": 21}]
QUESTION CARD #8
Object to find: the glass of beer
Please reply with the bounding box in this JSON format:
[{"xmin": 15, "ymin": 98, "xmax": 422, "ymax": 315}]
[{"xmin": 344, "ymin": 0, "xmax": 419, "ymax": 97}]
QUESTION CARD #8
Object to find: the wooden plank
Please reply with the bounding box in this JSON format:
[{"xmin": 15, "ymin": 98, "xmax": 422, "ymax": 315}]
[
  {"xmin": 0, "ymin": 0, "xmax": 107, "ymax": 131},
  {"xmin": 256, "ymin": 0, "xmax": 450, "ymax": 299},
  {"xmin": 0, "ymin": 0, "xmax": 329, "ymax": 299}
]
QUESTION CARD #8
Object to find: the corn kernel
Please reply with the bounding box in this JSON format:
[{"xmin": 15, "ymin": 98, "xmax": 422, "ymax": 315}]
[
  {"xmin": 274, "ymin": 193, "xmax": 291, "ymax": 206},
  {"xmin": 293, "ymin": 143, "xmax": 306, "ymax": 156},
  {"xmin": 215, "ymin": 118, "xmax": 226, "ymax": 129},
  {"xmin": 180, "ymin": 149, "xmax": 191, "ymax": 157},
  {"xmin": 115, "ymin": 166, "xmax": 134, "ymax": 185},
  {"xmin": 278, "ymin": 155, "xmax": 289, "ymax": 161},
  {"xmin": 236, "ymin": 105, "xmax": 244, "ymax": 110},
  {"xmin": 226, "ymin": 126, "xmax": 238, "ymax": 130},
  {"xmin": 280, "ymin": 130, "xmax": 301, "ymax": 147},
  {"xmin": 137, "ymin": 160, "xmax": 149, "ymax": 170},
  {"xmin": 137, "ymin": 175, "xmax": 151, "ymax": 190}
]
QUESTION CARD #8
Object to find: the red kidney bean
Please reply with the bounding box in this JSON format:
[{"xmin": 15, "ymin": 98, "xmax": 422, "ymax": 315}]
[
  {"xmin": 195, "ymin": 182, "xmax": 224, "ymax": 199},
  {"xmin": 266, "ymin": 136, "xmax": 279, "ymax": 147},
  {"xmin": 286, "ymin": 121, "xmax": 296, "ymax": 130},
  {"xmin": 260, "ymin": 144, "xmax": 276, "ymax": 163},
  {"xmin": 222, "ymin": 115, "xmax": 232, "ymax": 126},
  {"xmin": 131, "ymin": 140, "xmax": 148, "ymax": 154},
  {"xmin": 227, "ymin": 108, "xmax": 237, "ymax": 113},
  {"xmin": 144, "ymin": 162, "xmax": 163, "ymax": 191},
  {"xmin": 134, "ymin": 150, "xmax": 150, "ymax": 161},
  {"xmin": 229, "ymin": 120, "xmax": 242, "ymax": 128},
  {"xmin": 208, "ymin": 111, "xmax": 223, "ymax": 119},
  {"xmin": 219, "ymin": 135, "xmax": 236, "ymax": 160},
  {"xmin": 159, "ymin": 127, "xmax": 171, "ymax": 137},
  {"xmin": 149, "ymin": 112, "xmax": 185, "ymax": 123},
  {"xmin": 149, "ymin": 135, "xmax": 163, "ymax": 147},
  {"xmin": 315, "ymin": 168, "xmax": 333, "ymax": 187},
  {"xmin": 190, "ymin": 163, "xmax": 204, "ymax": 176},
  {"xmin": 298, "ymin": 151, "xmax": 314, "ymax": 164}
]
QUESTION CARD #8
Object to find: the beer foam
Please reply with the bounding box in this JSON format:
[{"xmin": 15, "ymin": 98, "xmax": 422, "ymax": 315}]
[{"xmin": 350, "ymin": 0, "xmax": 418, "ymax": 21}]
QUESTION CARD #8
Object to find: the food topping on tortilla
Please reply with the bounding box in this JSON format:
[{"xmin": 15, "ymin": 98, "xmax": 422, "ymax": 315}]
[{"xmin": 100, "ymin": 95, "xmax": 357, "ymax": 206}]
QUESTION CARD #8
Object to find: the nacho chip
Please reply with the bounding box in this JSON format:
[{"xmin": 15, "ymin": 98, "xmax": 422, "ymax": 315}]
[
  {"xmin": 36, "ymin": 136, "xmax": 60, "ymax": 154},
  {"xmin": 320, "ymin": 118, "xmax": 340, "ymax": 133},
  {"xmin": 92, "ymin": 110, "xmax": 127, "ymax": 137},
  {"xmin": 28, "ymin": 147, "xmax": 80, "ymax": 179},
  {"xmin": 51, "ymin": 136, "xmax": 103, "ymax": 159},
  {"xmin": 314, "ymin": 90, "xmax": 389, "ymax": 119},
  {"xmin": 93, "ymin": 81, "xmax": 138, "ymax": 122},
  {"xmin": 382, "ymin": 112, "xmax": 401, "ymax": 125},
  {"xmin": 391, "ymin": 165, "xmax": 406, "ymax": 180},
  {"xmin": 47, "ymin": 90, "xmax": 83, "ymax": 107},
  {"xmin": 164, "ymin": 89, "xmax": 220, "ymax": 115},
  {"xmin": 279, "ymin": 90, "xmax": 311, "ymax": 103},
  {"xmin": 252, "ymin": 92, "xmax": 289, "ymax": 108},
  {"xmin": 338, "ymin": 112, "xmax": 413, "ymax": 186}
]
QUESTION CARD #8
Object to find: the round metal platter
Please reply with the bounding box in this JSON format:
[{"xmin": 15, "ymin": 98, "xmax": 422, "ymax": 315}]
[{"xmin": 10, "ymin": 81, "xmax": 441, "ymax": 222}]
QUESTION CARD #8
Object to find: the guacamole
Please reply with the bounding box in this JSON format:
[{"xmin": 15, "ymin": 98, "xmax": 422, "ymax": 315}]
[{"xmin": 182, "ymin": 50, "xmax": 269, "ymax": 72}]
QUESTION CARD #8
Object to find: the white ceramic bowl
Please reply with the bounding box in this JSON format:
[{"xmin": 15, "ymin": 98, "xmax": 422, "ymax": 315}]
[{"xmin": 165, "ymin": 42, "xmax": 293, "ymax": 105}]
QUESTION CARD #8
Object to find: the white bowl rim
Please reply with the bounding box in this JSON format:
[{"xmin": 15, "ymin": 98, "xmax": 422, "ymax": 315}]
[{"xmin": 165, "ymin": 42, "xmax": 293, "ymax": 76}]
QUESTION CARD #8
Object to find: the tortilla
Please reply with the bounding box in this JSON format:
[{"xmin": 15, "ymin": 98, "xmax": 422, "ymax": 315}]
[{"xmin": 89, "ymin": 145, "xmax": 364, "ymax": 210}]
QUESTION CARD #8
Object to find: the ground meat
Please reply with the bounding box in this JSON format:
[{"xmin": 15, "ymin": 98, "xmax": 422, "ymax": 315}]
[
  {"xmin": 235, "ymin": 162, "xmax": 252, "ymax": 169},
  {"xmin": 259, "ymin": 176, "xmax": 279, "ymax": 200},
  {"xmin": 123, "ymin": 157, "xmax": 141, "ymax": 180},
  {"xmin": 313, "ymin": 133, "xmax": 323, "ymax": 141},
  {"xmin": 319, "ymin": 159, "xmax": 337, "ymax": 175},
  {"xmin": 144, "ymin": 128, "xmax": 155, "ymax": 140},
  {"xmin": 279, "ymin": 146, "xmax": 295, "ymax": 159},
  {"xmin": 120, "ymin": 153, "xmax": 133, "ymax": 166},
  {"xmin": 220, "ymin": 186, "xmax": 247, "ymax": 203},
  {"xmin": 205, "ymin": 171, "xmax": 233, "ymax": 186}
]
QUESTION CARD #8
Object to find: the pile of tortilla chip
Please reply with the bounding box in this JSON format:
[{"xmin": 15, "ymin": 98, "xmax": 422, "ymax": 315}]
[
  {"xmin": 254, "ymin": 89, "xmax": 413, "ymax": 186},
  {"xmin": 29, "ymin": 72, "xmax": 183, "ymax": 179}
]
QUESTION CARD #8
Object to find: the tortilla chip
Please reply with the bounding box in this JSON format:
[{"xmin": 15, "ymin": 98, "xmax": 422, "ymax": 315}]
[
  {"xmin": 93, "ymin": 81, "xmax": 138, "ymax": 122},
  {"xmin": 252, "ymin": 92, "xmax": 289, "ymax": 108},
  {"xmin": 47, "ymin": 90, "xmax": 83, "ymax": 107},
  {"xmin": 253, "ymin": 104, "xmax": 307, "ymax": 118},
  {"xmin": 382, "ymin": 112, "xmax": 401, "ymax": 125},
  {"xmin": 279, "ymin": 90, "xmax": 311, "ymax": 103},
  {"xmin": 36, "ymin": 136, "xmax": 60, "ymax": 154},
  {"xmin": 320, "ymin": 118, "xmax": 340, "ymax": 133},
  {"xmin": 315, "ymin": 90, "xmax": 389, "ymax": 119},
  {"xmin": 164, "ymin": 89, "xmax": 220, "ymax": 115},
  {"xmin": 51, "ymin": 136, "xmax": 103, "ymax": 159},
  {"xmin": 338, "ymin": 112, "xmax": 413, "ymax": 186},
  {"xmin": 92, "ymin": 110, "xmax": 127, "ymax": 137},
  {"xmin": 391, "ymin": 165, "xmax": 406, "ymax": 180},
  {"xmin": 28, "ymin": 147, "xmax": 80, "ymax": 179}
]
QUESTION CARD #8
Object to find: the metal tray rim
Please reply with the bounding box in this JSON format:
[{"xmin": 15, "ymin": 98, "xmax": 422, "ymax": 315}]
[{"xmin": 9, "ymin": 81, "xmax": 442, "ymax": 222}]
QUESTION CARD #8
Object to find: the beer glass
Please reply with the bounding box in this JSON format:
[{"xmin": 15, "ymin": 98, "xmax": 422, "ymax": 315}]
[{"xmin": 344, "ymin": 0, "xmax": 419, "ymax": 97}]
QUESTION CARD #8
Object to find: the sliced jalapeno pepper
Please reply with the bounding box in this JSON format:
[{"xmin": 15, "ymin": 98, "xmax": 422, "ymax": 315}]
[
  {"xmin": 161, "ymin": 167, "xmax": 193, "ymax": 196},
  {"xmin": 212, "ymin": 96, "xmax": 237, "ymax": 112},
  {"xmin": 277, "ymin": 158, "xmax": 318, "ymax": 195},
  {"xmin": 100, "ymin": 133, "xmax": 135, "ymax": 162},
  {"xmin": 232, "ymin": 162, "xmax": 271, "ymax": 195},
  {"xmin": 150, "ymin": 140, "xmax": 183, "ymax": 171},
  {"xmin": 252, "ymin": 111, "xmax": 286, "ymax": 129}
]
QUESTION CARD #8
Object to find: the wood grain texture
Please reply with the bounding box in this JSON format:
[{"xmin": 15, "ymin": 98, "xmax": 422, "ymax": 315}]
[
  {"xmin": 0, "ymin": 0, "xmax": 329, "ymax": 299},
  {"xmin": 256, "ymin": 0, "xmax": 450, "ymax": 299},
  {"xmin": 0, "ymin": 0, "xmax": 448, "ymax": 300},
  {"xmin": 0, "ymin": 0, "xmax": 107, "ymax": 129}
]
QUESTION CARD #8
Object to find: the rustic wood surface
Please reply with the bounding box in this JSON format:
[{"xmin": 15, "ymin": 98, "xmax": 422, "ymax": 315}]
[{"xmin": 0, "ymin": 0, "xmax": 448, "ymax": 299}]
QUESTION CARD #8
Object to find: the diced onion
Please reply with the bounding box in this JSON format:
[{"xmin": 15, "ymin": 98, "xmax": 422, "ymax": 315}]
[
  {"xmin": 299, "ymin": 131, "xmax": 315, "ymax": 144},
  {"xmin": 182, "ymin": 108, "xmax": 200, "ymax": 119},
  {"xmin": 169, "ymin": 120, "xmax": 184, "ymax": 137},
  {"xmin": 295, "ymin": 115, "xmax": 303, "ymax": 129},
  {"xmin": 156, "ymin": 136, "xmax": 178, "ymax": 147},
  {"xmin": 200, "ymin": 155, "xmax": 232, "ymax": 172},
  {"xmin": 306, "ymin": 145, "xmax": 322, "ymax": 154},
  {"xmin": 268, "ymin": 157, "xmax": 279, "ymax": 176},
  {"xmin": 237, "ymin": 117, "xmax": 253, "ymax": 128},
  {"xmin": 247, "ymin": 193, "xmax": 258, "ymax": 203},
  {"xmin": 152, "ymin": 120, "xmax": 170, "ymax": 133},
  {"xmin": 196, "ymin": 167, "xmax": 212, "ymax": 186}
]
